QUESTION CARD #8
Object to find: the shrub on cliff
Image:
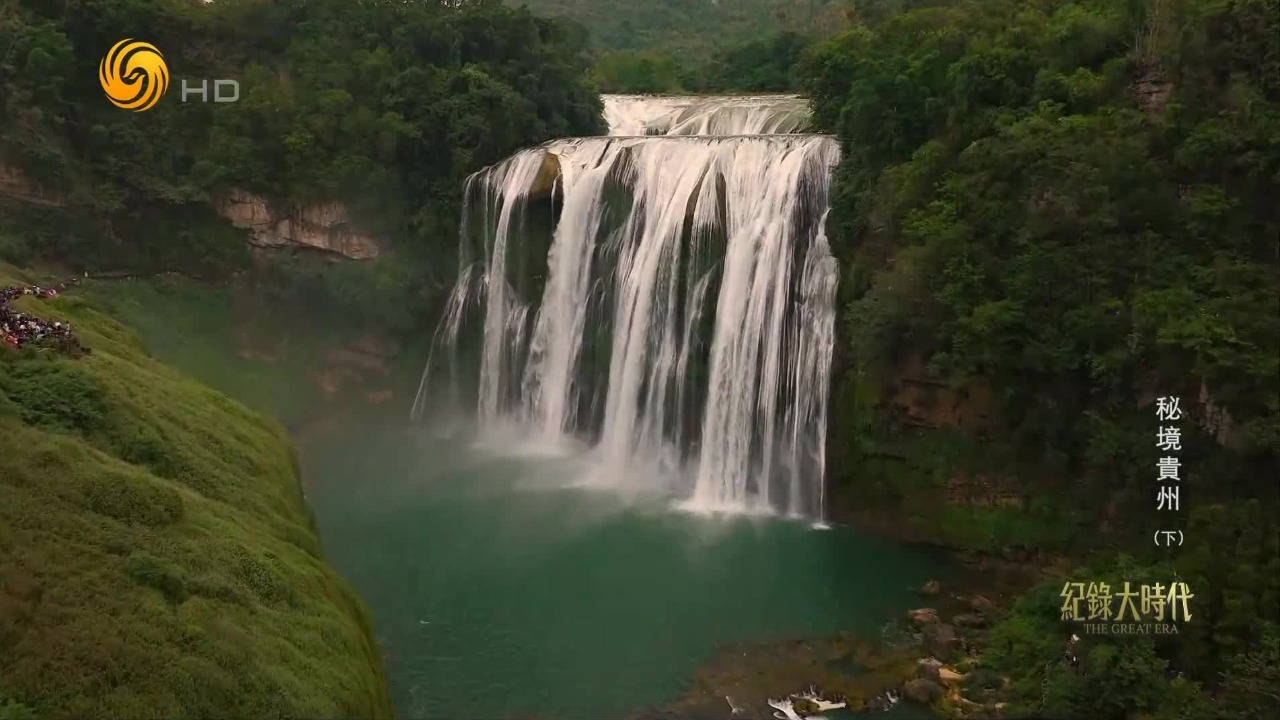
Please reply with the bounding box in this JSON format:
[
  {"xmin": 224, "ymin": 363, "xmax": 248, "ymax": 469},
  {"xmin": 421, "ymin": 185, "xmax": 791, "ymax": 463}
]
[
  {"xmin": 0, "ymin": 696, "xmax": 35, "ymax": 720},
  {"xmin": 0, "ymin": 359, "xmax": 107, "ymax": 434},
  {"xmin": 1216, "ymin": 627, "xmax": 1280, "ymax": 720}
]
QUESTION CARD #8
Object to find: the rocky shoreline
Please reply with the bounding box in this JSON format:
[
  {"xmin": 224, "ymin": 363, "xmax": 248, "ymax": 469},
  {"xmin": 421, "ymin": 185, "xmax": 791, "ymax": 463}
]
[
  {"xmin": 621, "ymin": 632, "xmax": 917, "ymax": 719},
  {"xmin": 623, "ymin": 558, "xmax": 1055, "ymax": 720},
  {"xmin": 899, "ymin": 581, "xmax": 1009, "ymax": 718}
]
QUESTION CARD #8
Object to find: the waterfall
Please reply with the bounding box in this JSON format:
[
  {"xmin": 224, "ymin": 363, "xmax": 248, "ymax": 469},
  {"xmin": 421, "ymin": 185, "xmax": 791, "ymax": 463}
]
[
  {"xmin": 413, "ymin": 95, "xmax": 839, "ymax": 520},
  {"xmin": 602, "ymin": 94, "xmax": 811, "ymax": 136}
]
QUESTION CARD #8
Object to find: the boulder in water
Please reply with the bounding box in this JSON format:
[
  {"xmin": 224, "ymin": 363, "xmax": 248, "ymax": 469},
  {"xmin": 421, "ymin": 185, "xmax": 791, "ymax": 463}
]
[
  {"xmin": 767, "ymin": 697, "xmax": 804, "ymax": 720},
  {"xmin": 792, "ymin": 696, "xmax": 820, "ymax": 715},
  {"xmin": 903, "ymin": 678, "xmax": 945, "ymax": 705},
  {"xmin": 968, "ymin": 594, "xmax": 996, "ymax": 613},
  {"xmin": 916, "ymin": 657, "xmax": 942, "ymax": 682},
  {"xmin": 922, "ymin": 622, "xmax": 958, "ymax": 659},
  {"xmin": 907, "ymin": 607, "xmax": 939, "ymax": 626},
  {"xmin": 795, "ymin": 687, "xmax": 847, "ymax": 713},
  {"xmin": 920, "ymin": 579, "xmax": 941, "ymax": 596}
]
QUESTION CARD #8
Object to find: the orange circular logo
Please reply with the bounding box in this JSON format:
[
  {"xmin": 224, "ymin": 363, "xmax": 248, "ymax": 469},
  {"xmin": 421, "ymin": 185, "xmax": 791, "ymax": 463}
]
[{"xmin": 99, "ymin": 39, "xmax": 169, "ymax": 112}]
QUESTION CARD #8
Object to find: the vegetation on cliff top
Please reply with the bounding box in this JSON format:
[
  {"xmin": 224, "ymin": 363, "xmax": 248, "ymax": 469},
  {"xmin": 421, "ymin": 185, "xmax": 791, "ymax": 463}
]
[
  {"xmin": 0, "ymin": 263, "xmax": 394, "ymax": 718},
  {"xmin": 802, "ymin": 0, "xmax": 1278, "ymax": 716},
  {"xmin": 592, "ymin": 30, "xmax": 816, "ymax": 94},
  {"xmin": 516, "ymin": 0, "xmax": 846, "ymax": 59},
  {"xmin": 0, "ymin": 0, "xmax": 602, "ymax": 333}
]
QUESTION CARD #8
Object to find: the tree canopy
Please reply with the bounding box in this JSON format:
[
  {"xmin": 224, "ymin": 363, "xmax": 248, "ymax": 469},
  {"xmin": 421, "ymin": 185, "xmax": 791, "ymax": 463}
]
[
  {"xmin": 0, "ymin": 0, "xmax": 603, "ymax": 326},
  {"xmin": 804, "ymin": 0, "xmax": 1278, "ymax": 714},
  {"xmin": 517, "ymin": 0, "xmax": 845, "ymax": 59},
  {"xmin": 594, "ymin": 31, "xmax": 815, "ymax": 94}
]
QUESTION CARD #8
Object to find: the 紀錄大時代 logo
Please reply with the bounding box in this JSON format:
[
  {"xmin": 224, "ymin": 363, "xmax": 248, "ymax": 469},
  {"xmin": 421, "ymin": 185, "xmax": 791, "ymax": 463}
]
[
  {"xmin": 99, "ymin": 39, "xmax": 170, "ymax": 112},
  {"xmin": 1061, "ymin": 580, "xmax": 1194, "ymax": 635}
]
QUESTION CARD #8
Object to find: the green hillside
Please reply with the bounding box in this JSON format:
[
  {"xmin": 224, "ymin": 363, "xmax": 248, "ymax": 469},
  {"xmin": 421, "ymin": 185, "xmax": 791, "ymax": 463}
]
[
  {"xmin": 515, "ymin": 0, "xmax": 847, "ymax": 58},
  {"xmin": 805, "ymin": 0, "xmax": 1279, "ymax": 715},
  {"xmin": 0, "ymin": 264, "xmax": 393, "ymax": 718}
]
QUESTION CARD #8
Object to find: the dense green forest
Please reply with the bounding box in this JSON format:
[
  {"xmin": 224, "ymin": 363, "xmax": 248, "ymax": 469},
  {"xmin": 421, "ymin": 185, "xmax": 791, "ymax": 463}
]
[
  {"xmin": 517, "ymin": 0, "xmax": 846, "ymax": 58},
  {"xmin": 0, "ymin": 0, "xmax": 602, "ymax": 333},
  {"xmin": 520, "ymin": 0, "xmax": 845, "ymax": 94},
  {"xmin": 803, "ymin": 0, "xmax": 1279, "ymax": 716},
  {"xmin": 592, "ymin": 30, "xmax": 815, "ymax": 93}
]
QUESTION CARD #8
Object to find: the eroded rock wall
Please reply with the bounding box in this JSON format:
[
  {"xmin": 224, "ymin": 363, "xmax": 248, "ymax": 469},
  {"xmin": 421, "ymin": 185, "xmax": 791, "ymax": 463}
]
[{"xmin": 215, "ymin": 190, "xmax": 380, "ymax": 259}]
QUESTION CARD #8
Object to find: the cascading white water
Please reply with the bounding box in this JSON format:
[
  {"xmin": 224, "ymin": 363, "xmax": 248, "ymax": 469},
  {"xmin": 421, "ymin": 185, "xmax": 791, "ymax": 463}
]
[
  {"xmin": 602, "ymin": 94, "xmax": 811, "ymax": 136},
  {"xmin": 413, "ymin": 95, "xmax": 839, "ymax": 520}
]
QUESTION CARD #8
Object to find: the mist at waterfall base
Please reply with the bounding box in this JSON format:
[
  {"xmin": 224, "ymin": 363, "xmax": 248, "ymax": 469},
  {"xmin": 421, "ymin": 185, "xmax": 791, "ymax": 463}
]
[{"xmin": 302, "ymin": 97, "xmax": 953, "ymax": 719}]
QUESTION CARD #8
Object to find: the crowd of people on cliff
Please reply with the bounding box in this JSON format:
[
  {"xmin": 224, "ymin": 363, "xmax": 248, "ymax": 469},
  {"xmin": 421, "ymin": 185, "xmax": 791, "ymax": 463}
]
[{"xmin": 1, "ymin": 279, "xmax": 87, "ymax": 353}]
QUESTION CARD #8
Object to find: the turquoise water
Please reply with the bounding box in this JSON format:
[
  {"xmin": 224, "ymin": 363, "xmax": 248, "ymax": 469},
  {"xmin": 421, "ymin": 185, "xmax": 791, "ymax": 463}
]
[{"xmin": 303, "ymin": 426, "xmax": 951, "ymax": 719}]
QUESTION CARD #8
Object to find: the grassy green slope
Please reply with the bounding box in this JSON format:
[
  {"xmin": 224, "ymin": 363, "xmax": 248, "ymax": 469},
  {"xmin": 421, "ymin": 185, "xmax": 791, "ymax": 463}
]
[{"xmin": 0, "ymin": 264, "xmax": 393, "ymax": 718}]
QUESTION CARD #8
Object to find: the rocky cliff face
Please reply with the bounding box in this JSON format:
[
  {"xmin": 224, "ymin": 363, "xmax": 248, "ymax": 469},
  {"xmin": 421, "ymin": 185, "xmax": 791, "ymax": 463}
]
[
  {"xmin": 0, "ymin": 167, "xmax": 378, "ymax": 260},
  {"xmin": 0, "ymin": 164, "xmax": 64, "ymax": 206},
  {"xmin": 215, "ymin": 190, "xmax": 380, "ymax": 259}
]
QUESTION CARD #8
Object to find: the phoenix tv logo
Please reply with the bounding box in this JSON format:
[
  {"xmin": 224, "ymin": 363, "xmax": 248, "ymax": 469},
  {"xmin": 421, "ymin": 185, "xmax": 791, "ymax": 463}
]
[
  {"xmin": 99, "ymin": 40, "xmax": 169, "ymax": 111},
  {"xmin": 98, "ymin": 39, "xmax": 239, "ymax": 112}
]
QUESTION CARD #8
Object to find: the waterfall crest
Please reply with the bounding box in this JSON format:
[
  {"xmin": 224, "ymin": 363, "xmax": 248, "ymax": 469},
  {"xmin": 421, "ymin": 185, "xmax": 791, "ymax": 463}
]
[
  {"xmin": 602, "ymin": 94, "xmax": 811, "ymax": 136},
  {"xmin": 413, "ymin": 95, "xmax": 839, "ymax": 520}
]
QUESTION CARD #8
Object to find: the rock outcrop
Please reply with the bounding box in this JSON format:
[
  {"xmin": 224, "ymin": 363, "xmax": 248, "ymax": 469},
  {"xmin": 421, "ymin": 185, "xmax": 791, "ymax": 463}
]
[
  {"xmin": 0, "ymin": 164, "xmax": 64, "ymax": 206},
  {"xmin": 1131, "ymin": 61, "xmax": 1173, "ymax": 115},
  {"xmin": 922, "ymin": 622, "xmax": 958, "ymax": 660},
  {"xmin": 1198, "ymin": 378, "xmax": 1236, "ymax": 447},
  {"xmin": 916, "ymin": 657, "xmax": 943, "ymax": 682},
  {"xmin": 310, "ymin": 336, "xmax": 397, "ymax": 399},
  {"xmin": 0, "ymin": 169, "xmax": 380, "ymax": 260},
  {"xmin": 892, "ymin": 354, "xmax": 993, "ymax": 431},
  {"xmin": 903, "ymin": 678, "xmax": 944, "ymax": 704},
  {"xmin": 215, "ymin": 189, "xmax": 380, "ymax": 259},
  {"xmin": 908, "ymin": 607, "xmax": 939, "ymax": 627}
]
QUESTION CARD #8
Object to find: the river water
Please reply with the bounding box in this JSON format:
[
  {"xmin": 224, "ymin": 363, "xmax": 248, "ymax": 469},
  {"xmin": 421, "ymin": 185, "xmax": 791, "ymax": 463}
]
[{"xmin": 303, "ymin": 425, "xmax": 951, "ymax": 719}]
